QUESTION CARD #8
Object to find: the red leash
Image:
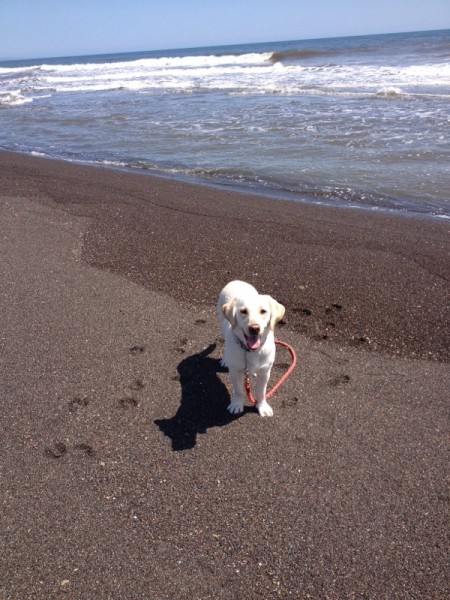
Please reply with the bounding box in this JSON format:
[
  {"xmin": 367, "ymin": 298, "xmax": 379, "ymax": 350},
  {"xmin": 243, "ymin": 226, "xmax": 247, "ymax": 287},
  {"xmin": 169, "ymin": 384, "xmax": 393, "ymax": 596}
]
[{"xmin": 244, "ymin": 340, "xmax": 297, "ymax": 405}]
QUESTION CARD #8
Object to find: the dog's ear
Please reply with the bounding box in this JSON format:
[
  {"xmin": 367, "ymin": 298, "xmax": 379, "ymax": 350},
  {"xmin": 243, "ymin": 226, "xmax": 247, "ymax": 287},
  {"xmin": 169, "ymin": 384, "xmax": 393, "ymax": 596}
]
[
  {"xmin": 268, "ymin": 297, "xmax": 285, "ymax": 330},
  {"xmin": 222, "ymin": 299, "xmax": 237, "ymax": 326}
]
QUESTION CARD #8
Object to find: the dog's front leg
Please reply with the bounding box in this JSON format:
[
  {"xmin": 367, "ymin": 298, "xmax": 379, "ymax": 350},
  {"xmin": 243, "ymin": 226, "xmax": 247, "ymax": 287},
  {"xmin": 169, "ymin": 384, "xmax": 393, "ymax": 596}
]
[
  {"xmin": 227, "ymin": 367, "xmax": 246, "ymax": 414},
  {"xmin": 254, "ymin": 366, "xmax": 273, "ymax": 417}
]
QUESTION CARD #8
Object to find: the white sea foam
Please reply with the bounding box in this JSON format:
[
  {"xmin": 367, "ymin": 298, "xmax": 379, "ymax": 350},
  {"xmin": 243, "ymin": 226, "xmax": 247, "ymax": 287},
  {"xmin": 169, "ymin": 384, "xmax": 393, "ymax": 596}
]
[
  {"xmin": 6, "ymin": 58, "xmax": 448, "ymax": 99},
  {"xmin": 0, "ymin": 90, "xmax": 32, "ymax": 106},
  {"xmin": 0, "ymin": 65, "xmax": 35, "ymax": 75},
  {"xmin": 38, "ymin": 52, "xmax": 271, "ymax": 74}
]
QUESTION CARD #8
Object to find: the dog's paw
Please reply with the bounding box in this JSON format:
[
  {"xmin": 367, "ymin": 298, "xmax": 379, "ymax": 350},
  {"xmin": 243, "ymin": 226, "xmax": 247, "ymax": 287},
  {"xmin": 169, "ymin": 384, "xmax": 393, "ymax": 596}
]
[
  {"xmin": 228, "ymin": 397, "xmax": 244, "ymax": 414},
  {"xmin": 257, "ymin": 400, "xmax": 274, "ymax": 417}
]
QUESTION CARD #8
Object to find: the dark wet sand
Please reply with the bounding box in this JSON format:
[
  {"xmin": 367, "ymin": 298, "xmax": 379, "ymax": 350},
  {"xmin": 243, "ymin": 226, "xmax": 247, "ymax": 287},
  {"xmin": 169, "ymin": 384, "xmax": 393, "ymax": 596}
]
[{"xmin": 1, "ymin": 150, "xmax": 449, "ymax": 599}]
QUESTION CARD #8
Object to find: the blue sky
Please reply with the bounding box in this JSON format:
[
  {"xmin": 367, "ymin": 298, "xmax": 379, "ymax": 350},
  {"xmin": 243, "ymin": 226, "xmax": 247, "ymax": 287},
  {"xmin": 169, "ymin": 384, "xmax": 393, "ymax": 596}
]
[{"xmin": 1, "ymin": 0, "xmax": 449, "ymax": 60}]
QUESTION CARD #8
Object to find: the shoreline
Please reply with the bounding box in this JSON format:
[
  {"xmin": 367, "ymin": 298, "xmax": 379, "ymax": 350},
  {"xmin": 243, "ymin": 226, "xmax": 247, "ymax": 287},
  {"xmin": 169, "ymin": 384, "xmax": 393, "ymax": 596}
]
[
  {"xmin": 1, "ymin": 149, "xmax": 448, "ymax": 362},
  {"xmin": 7, "ymin": 148, "xmax": 450, "ymax": 221}
]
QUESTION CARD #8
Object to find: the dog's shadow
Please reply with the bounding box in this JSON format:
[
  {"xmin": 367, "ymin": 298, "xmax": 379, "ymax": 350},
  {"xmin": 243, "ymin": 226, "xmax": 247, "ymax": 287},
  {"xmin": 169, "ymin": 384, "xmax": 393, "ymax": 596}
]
[{"xmin": 155, "ymin": 343, "xmax": 246, "ymax": 451}]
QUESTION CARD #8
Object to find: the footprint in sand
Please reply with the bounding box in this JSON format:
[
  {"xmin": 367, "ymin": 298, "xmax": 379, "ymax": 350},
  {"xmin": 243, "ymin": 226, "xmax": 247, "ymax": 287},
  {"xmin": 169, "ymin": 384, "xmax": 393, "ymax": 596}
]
[
  {"xmin": 119, "ymin": 396, "xmax": 139, "ymax": 408},
  {"xmin": 282, "ymin": 396, "xmax": 299, "ymax": 408},
  {"xmin": 129, "ymin": 379, "xmax": 145, "ymax": 391},
  {"xmin": 44, "ymin": 442, "xmax": 67, "ymax": 459},
  {"xmin": 293, "ymin": 307, "xmax": 312, "ymax": 316},
  {"xmin": 44, "ymin": 442, "xmax": 95, "ymax": 458},
  {"xmin": 68, "ymin": 396, "xmax": 90, "ymax": 412},
  {"xmin": 330, "ymin": 374, "xmax": 351, "ymax": 386},
  {"xmin": 130, "ymin": 345, "xmax": 146, "ymax": 355},
  {"xmin": 74, "ymin": 443, "xmax": 95, "ymax": 457}
]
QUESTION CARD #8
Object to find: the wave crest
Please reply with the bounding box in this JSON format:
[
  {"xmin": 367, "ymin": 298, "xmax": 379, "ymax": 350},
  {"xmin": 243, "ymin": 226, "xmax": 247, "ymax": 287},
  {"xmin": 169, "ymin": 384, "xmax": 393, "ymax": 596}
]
[{"xmin": 269, "ymin": 48, "xmax": 338, "ymax": 63}]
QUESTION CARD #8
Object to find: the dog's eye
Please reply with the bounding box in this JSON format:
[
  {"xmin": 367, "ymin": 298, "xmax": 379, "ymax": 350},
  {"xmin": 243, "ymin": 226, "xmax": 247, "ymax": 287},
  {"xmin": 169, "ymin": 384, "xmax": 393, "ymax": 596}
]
[
  {"xmin": 240, "ymin": 308, "xmax": 248, "ymax": 315},
  {"xmin": 260, "ymin": 308, "xmax": 268, "ymax": 315}
]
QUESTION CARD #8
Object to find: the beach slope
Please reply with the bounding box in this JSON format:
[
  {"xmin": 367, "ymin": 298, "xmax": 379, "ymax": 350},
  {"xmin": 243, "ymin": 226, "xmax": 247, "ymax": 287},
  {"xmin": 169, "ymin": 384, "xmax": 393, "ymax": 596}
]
[{"xmin": 1, "ymin": 151, "xmax": 449, "ymax": 599}]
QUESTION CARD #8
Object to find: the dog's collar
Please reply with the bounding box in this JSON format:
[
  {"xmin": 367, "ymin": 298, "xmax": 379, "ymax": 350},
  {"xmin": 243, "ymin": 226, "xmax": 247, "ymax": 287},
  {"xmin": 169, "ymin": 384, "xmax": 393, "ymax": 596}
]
[{"xmin": 235, "ymin": 335, "xmax": 264, "ymax": 353}]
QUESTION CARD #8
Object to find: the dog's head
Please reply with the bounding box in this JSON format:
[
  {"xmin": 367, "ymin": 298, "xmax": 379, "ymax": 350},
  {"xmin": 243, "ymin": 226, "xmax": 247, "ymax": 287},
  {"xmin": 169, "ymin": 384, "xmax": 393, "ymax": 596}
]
[{"xmin": 222, "ymin": 293, "xmax": 285, "ymax": 351}]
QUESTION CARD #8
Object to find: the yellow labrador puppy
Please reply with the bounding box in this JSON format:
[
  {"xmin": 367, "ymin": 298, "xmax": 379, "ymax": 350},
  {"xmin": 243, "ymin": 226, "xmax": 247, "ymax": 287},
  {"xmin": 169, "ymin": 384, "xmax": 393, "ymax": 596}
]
[{"xmin": 218, "ymin": 280, "xmax": 285, "ymax": 417}]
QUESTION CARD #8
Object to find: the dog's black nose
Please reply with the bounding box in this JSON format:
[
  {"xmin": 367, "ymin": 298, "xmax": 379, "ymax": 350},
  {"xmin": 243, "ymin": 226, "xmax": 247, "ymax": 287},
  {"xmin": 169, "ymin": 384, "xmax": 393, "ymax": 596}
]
[{"xmin": 249, "ymin": 325, "xmax": 260, "ymax": 335}]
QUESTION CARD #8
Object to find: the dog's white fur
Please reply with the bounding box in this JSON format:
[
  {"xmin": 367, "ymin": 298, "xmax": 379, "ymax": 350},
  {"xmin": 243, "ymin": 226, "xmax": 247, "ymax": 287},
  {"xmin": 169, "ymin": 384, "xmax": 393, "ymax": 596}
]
[{"xmin": 217, "ymin": 280, "xmax": 285, "ymax": 417}]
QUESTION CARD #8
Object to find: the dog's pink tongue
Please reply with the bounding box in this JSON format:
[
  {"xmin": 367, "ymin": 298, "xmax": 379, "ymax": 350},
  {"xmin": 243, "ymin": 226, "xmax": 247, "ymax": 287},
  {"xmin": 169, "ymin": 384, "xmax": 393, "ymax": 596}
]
[{"xmin": 247, "ymin": 336, "xmax": 261, "ymax": 350}]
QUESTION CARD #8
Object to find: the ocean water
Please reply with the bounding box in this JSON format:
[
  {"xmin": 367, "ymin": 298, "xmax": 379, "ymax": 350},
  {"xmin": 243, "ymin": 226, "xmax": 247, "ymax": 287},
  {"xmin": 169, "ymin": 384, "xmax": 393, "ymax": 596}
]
[{"xmin": 1, "ymin": 30, "xmax": 449, "ymax": 219}]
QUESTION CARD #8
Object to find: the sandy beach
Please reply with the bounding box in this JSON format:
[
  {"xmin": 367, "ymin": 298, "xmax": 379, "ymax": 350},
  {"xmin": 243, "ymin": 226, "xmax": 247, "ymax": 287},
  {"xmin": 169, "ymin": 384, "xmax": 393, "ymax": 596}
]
[{"xmin": 1, "ymin": 150, "xmax": 449, "ymax": 599}]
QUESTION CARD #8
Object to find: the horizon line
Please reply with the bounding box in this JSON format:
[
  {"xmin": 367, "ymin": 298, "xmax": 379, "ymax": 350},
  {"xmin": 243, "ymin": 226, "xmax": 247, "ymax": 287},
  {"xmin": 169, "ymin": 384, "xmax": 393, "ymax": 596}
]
[{"xmin": 1, "ymin": 27, "xmax": 448, "ymax": 64}]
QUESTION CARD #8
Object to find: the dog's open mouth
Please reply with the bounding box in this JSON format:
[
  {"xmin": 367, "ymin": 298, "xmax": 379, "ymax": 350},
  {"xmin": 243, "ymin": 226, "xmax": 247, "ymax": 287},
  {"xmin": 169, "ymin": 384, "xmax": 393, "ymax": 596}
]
[{"xmin": 245, "ymin": 334, "xmax": 261, "ymax": 351}]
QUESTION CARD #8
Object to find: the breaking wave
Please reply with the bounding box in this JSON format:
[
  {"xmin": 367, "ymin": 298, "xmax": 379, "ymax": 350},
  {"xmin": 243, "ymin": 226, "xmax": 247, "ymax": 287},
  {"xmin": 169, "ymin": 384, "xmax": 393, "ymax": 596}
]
[{"xmin": 269, "ymin": 48, "xmax": 339, "ymax": 63}]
